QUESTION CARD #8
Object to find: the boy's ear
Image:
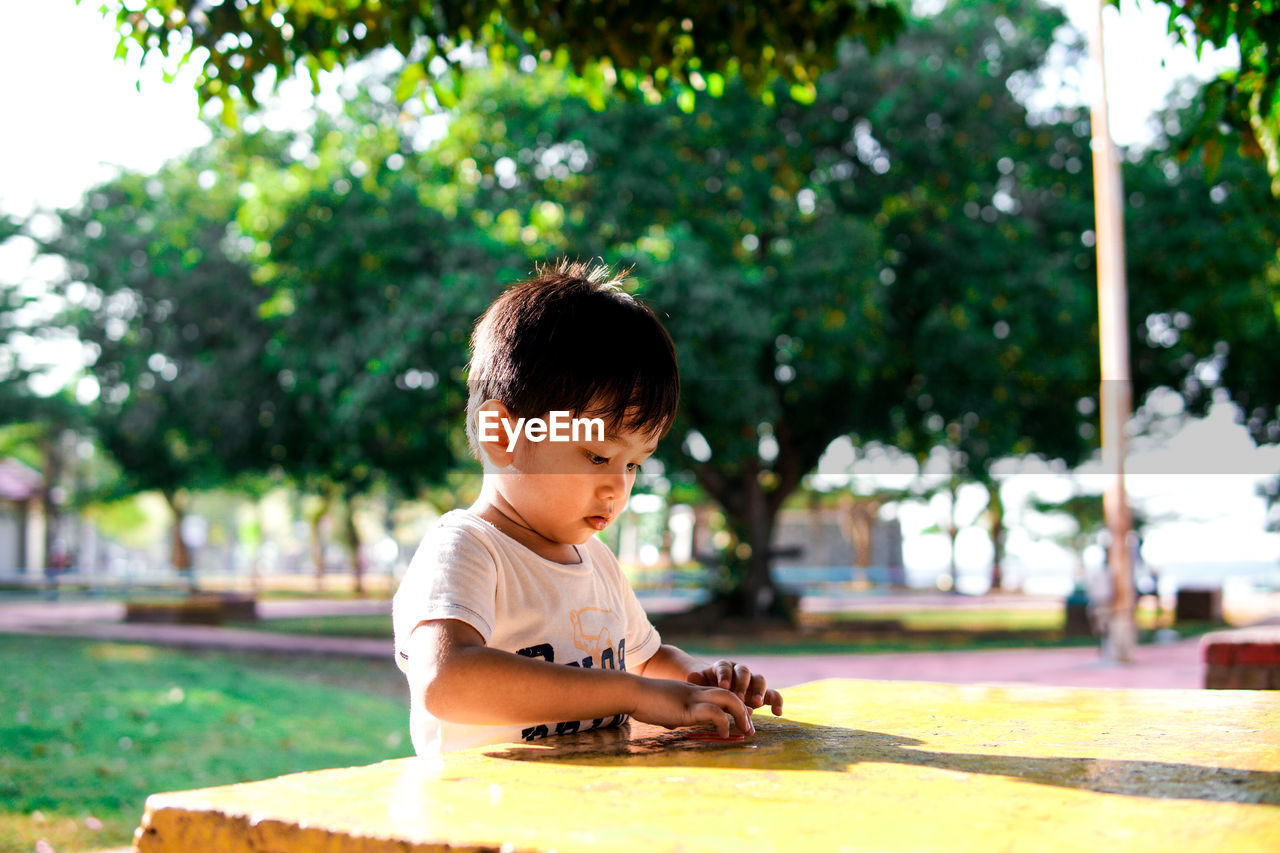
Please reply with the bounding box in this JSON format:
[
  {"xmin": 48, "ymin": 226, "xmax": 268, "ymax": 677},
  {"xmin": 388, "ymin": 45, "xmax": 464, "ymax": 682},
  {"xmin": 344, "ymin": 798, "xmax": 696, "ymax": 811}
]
[{"xmin": 475, "ymin": 399, "xmax": 518, "ymax": 468}]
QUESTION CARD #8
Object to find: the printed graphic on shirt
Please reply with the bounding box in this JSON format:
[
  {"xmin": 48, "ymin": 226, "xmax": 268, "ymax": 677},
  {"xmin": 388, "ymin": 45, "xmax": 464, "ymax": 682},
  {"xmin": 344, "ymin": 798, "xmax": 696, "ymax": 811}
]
[
  {"xmin": 571, "ymin": 606, "xmax": 619, "ymax": 668},
  {"xmin": 515, "ymin": 608, "xmax": 629, "ymax": 741}
]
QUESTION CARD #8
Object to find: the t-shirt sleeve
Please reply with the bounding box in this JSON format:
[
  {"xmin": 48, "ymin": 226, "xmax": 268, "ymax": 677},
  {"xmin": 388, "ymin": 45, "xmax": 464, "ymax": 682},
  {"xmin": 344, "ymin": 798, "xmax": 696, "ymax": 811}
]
[{"xmin": 392, "ymin": 520, "xmax": 499, "ymax": 666}]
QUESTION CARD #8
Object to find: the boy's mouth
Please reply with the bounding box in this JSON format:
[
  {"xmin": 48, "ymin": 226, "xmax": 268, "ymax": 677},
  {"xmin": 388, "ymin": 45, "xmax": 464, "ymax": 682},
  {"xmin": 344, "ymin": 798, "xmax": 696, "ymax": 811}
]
[{"xmin": 586, "ymin": 514, "xmax": 611, "ymax": 530}]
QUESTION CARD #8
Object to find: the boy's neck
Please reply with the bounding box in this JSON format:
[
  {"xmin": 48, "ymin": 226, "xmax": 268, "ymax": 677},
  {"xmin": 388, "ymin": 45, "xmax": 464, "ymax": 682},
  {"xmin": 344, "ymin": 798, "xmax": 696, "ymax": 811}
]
[{"xmin": 470, "ymin": 486, "xmax": 583, "ymax": 565}]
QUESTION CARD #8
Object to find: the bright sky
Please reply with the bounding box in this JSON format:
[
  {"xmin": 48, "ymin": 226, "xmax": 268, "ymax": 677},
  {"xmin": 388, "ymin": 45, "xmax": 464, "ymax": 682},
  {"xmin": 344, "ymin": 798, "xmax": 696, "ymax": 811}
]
[
  {"xmin": 1, "ymin": 0, "xmax": 1275, "ymax": 585},
  {"xmin": 0, "ymin": 1, "xmax": 208, "ymax": 219}
]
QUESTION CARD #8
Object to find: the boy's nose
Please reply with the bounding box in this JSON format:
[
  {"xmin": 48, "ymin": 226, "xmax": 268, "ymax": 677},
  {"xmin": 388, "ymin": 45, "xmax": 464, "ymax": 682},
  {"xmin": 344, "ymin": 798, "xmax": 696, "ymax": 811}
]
[{"xmin": 597, "ymin": 469, "xmax": 627, "ymax": 500}]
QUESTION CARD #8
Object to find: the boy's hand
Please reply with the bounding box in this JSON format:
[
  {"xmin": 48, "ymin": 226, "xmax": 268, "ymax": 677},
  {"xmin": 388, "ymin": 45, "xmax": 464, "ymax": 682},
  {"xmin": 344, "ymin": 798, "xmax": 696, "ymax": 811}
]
[
  {"xmin": 687, "ymin": 660, "xmax": 784, "ymax": 716},
  {"xmin": 630, "ymin": 679, "xmax": 755, "ymax": 737}
]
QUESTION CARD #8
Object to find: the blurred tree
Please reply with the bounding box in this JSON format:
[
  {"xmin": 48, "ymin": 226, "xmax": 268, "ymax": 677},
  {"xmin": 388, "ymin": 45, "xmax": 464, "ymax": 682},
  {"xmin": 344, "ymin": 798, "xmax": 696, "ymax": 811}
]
[
  {"xmin": 420, "ymin": 0, "xmax": 1110, "ymax": 616},
  {"xmin": 0, "ymin": 216, "xmax": 62, "ymax": 431},
  {"xmin": 0, "ymin": 404, "xmax": 87, "ymax": 574},
  {"xmin": 0, "ymin": 215, "xmax": 28, "ymax": 402},
  {"xmin": 1030, "ymin": 493, "xmax": 1107, "ymax": 578},
  {"xmin": 1030, "ymin": 493, "xmax": 1150, "ymax": 581},
  {"xmin": 866, "ymin": 13, "xmax": 1280, "ymax": 588},
  {"xmin": 1123, "ymin": 92, "xmax": 1280, "ymax": 450},
  {"xmin": 47, "ymin": 0, "xmax": 1276, "ymax": 613},
  {"xmin": 0, "ymin": 216, "xmax": 96, "ymax": 572},
  {"xmin": 228, "ymin": 92, "xmax": 527, "ymax": 590},
  {"xmin": 1260, "ymin": 476, "xmax": 1280, "ymax": 533},
  {"xmin": 1136, "ymin": 0, "xmax": 1280, "ymax": 197},
  {"xmin": 822, "ymin": 3, "xmax": 1100, "ymax": 592},
  {"xmin": 262, "ymin": 152, "xmax": 521, "ymax": 590},
  {"xmin": 97, "ymin": 0, "xmax": 905, "ymax": 112},
  {"xmin": 426, "ymin": 68, "xmax": 893, "ymax": 617},
  {"xmin": 22, "ymin": 97, "xmax": 522, "ymax": 588},
  {"xmin": 35, "ymin": 134, "xmax": 281, "ymax": 578}
]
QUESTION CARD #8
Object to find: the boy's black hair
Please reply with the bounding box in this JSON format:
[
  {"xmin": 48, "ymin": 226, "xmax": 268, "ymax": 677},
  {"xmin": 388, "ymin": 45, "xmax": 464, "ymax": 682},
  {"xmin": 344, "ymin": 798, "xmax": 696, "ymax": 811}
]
[{"xmin": 466, "ymin": 259, "xmax": 680, "ymax": 458}]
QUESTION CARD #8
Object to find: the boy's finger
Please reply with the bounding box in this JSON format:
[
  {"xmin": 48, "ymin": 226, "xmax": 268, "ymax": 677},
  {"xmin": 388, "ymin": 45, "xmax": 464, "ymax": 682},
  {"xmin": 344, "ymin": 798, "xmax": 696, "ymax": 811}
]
[
  {"xmin": 765, "ymin": 688, "xmax": 784, "ymax": 715},
  {"xmin": 712, "ymin": 691, "xmax": 754, "ymax": 736},
  {"xmin": 694, "ymin": 703, "xmax": 731, "ymax": 738},
  {"xmin": 731, "ymin": 664, "xmax": 752, "ymax": 697},
  {"xmin": 715, "ymin": 660, "xmax": 734, "ymax": 690},
  {"xmin": 746, "ymin": 673, "xmax": 768, "ymax": 706}
]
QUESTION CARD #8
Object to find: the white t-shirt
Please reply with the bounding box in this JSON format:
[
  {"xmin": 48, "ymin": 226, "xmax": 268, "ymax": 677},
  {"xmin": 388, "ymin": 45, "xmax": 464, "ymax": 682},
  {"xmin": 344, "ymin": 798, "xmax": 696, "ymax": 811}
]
[{"xmin": 392, "ymin": 509, "xmax": 663, "ymax": 755}]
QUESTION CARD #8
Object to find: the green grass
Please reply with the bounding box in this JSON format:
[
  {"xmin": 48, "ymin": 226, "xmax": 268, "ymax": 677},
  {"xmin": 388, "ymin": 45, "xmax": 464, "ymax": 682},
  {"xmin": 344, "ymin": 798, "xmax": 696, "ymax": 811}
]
[
  {"xmin": 234, "ymin": 613, "xmax": 394, "ymax": 638},
  {"xmin": 0, "ymin": 634, "xmax": 412, "ymax": 853},
  {"xmin": 826, "ymin": 607, "xmax": 1065, "ymax": 631}
]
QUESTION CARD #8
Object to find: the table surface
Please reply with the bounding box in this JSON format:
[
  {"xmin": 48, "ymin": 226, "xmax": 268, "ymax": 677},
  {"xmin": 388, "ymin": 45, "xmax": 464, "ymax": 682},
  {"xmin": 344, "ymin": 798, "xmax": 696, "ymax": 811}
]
[{"xmin": 136, "ymin": 679, "xmax": 1280, "ymax": 852}]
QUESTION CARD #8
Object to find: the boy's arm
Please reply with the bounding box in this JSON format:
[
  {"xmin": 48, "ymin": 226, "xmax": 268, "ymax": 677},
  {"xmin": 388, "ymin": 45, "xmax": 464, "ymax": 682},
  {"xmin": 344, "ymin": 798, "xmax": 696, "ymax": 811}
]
[
  {"xmin": 634, "ymin": 644, "xmax": 785, "ymax": 716},
  {"xmin": 407, "ymin": 619, "xmax": 755, "ymax": 736}
]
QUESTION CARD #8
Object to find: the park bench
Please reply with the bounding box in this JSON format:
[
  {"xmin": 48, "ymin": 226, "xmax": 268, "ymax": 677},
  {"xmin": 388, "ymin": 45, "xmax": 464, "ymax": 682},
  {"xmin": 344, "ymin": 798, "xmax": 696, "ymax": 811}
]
[
  {"xmin": 1203, "ymin": 625, "xmax": 1280, "ymax": 689},
  {"xmin": 124, "ymin": 592, "xmax": 258, "ymax": 626},
  {"xmin": 132, "ymin": 679, "xmax": 1280, "ymax": 852}
]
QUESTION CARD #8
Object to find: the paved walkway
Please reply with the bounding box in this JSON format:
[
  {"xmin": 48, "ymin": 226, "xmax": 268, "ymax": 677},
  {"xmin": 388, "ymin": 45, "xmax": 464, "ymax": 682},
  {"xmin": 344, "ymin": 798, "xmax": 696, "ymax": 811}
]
[
  {"xmin": 736, "ymin": 639, "xmax": 1204, "ymax": 690},
  {"xmin": 0, "ymin": 595, "xmax": 1208, "ymax": 690}
]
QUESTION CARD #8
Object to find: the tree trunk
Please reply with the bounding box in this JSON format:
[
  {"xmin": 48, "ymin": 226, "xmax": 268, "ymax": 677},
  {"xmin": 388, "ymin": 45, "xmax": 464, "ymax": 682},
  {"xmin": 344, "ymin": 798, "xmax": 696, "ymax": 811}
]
[
  {"xmin": 307, "ymin": 488, "xmax": 334, "ymax": 592},
  {"xmin": 947, "ymin": 480, "xmax": 959, "ymax": 593},
  {"xmin": 691, "ymin": 435, "xmax": 810, "ymax": 623},
  {"xmin": 986, "ymin": 482, "xmax": 1006, "ymax": 593},
  {"xmin": 247, "ymin": 502, "xmax": 263, "ymax": 595},
  {"xmin": 39, "ymin": 431, "xmax": 64, "ymax": 573},
  {"xmin": 162, "ymin": 489, "xmax": 192, "ymax": 588},
  {"xmin": 691, "ymin": 504, "xmax": 714, "ymax": 561},
  {"xmin": 846, "ymin": 499, "xmax": 881, "ymax": 570},
  {"xmin": 344, "ymin": 491, "xmax": 365, "ymax": 597},
  {"xmin": 656, "ymin": 500, "xmax": 674, "ymax": 569},
  {"xmin": 723, "ymin": 477, "xmax": 780, "ymax": 619}
]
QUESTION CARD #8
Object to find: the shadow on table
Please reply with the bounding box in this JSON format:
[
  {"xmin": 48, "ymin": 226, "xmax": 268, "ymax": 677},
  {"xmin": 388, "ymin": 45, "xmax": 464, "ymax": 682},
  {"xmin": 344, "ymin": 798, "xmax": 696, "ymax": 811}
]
[{"xmin": 485, "ymin": 717, "xmax": 1280, "ymax": 806}]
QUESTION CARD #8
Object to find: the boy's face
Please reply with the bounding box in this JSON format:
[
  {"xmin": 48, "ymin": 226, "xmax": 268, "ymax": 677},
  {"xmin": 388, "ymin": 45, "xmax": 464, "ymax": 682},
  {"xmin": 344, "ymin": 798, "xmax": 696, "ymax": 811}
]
[{"xmin": 480, "ymin": 403, "xmax": 658, "ymax": 556}]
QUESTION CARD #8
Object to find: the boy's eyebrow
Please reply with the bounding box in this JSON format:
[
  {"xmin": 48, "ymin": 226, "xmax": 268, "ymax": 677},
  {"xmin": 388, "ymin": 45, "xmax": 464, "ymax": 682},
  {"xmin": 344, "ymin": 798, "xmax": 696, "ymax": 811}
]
[{"xmin": 602, "ymin": 432, "xmax": 660, "ymax": 455}]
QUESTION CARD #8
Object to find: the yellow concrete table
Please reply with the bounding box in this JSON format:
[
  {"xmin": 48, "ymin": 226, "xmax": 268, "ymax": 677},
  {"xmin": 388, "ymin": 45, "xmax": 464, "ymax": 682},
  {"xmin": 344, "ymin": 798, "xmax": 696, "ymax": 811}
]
[{"xmin": 134, "ymin": 679, "xmax": 1280, "ymax": 852}]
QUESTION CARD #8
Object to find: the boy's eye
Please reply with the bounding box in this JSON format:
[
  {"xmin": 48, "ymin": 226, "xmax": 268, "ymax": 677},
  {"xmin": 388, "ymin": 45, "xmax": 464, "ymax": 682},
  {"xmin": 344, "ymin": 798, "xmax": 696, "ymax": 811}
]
[{"xmin": 586, "ymin": 452, "xmax": 644, "ymax": 472}]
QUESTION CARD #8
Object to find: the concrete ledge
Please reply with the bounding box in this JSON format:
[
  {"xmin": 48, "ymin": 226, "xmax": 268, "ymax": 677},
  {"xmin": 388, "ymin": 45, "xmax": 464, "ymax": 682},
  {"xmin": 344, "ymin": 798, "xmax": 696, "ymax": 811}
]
[
  {"xmin": 1203, "ymin": 626, "xmax": 1280, "ymax": 689},
  {"xmin": 134, "ymin": 679, "xmax": 1280, "ymax": 852}
]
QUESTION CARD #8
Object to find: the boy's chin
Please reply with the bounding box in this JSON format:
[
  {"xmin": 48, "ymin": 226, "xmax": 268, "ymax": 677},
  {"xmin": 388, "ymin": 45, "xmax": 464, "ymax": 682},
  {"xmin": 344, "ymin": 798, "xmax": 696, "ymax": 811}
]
[{"xmin": 570, "ymin": 521, "xmax": 610, "ymax": 542}]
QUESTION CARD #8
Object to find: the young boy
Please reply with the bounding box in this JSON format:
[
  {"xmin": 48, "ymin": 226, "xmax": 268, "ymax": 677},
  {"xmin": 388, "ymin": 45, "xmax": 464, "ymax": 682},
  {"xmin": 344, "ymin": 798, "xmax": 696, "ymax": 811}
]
[{"xmin": 392, "ymin": 260, "xmax": 783, "ymax": 755}]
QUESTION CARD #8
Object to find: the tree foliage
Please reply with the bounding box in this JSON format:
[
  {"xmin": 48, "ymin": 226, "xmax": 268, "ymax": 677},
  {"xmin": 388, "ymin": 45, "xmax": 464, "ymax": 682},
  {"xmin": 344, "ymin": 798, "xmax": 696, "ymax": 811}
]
[
  {"xmin": 32, "ymin": 105, "xmax": 525, "ymax": 572},
  {"xmin": 414, "ymin": 0, "xmax": 1115, "ymax": 614},
  {"xmin": 410, "ymin": 0, "xmax": 1279, "ymax": 612},
  {"xmin": 261, "ymin": 149, "xmax": 519, "ymax": 500},
  {"xmin": 1136, "ymin": 0, "xmax": 1280, "ymax": 196},
  {"xmin": 35, "ymin": 133, "xmax": 283, "ymax": 567},
  {"xmin": 43, "ymin": 144, "xmax": 276, "ymax": 492},
  {"xmin": 1124, "ymin": 94, "xmax": 1280, "ymax": 448},
  {"xmin": 231, "ymin": 97, "xmax": 526, "ymax": 510},
  {"xmin": 0, "ymin": 219, "xmax": 91, "ymax": 571},
  {"xmin": 96, "ymin": 0, "xmax": 905, "ymax": 111},
  {"xmin": 22, "ymin": 0, "xmax": 1278, "ymax": 611}
]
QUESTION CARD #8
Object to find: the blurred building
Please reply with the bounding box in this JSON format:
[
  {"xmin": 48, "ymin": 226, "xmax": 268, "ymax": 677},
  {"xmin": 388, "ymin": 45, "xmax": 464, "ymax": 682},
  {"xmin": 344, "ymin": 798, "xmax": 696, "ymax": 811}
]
[
  {"xmin": 772, "ymin": 505, "xmax": 905, "ymax": 586},
  {"xmin": 0, "ymin": 458, "xmax": 42, "ymax": 572}
]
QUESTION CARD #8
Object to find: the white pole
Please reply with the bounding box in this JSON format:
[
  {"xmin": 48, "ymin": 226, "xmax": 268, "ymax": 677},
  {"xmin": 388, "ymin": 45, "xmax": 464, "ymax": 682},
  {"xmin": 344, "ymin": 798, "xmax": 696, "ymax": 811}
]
[{"xmin": 1088, "ymin": 0, "xmax": 1135, "ymax": 662}]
